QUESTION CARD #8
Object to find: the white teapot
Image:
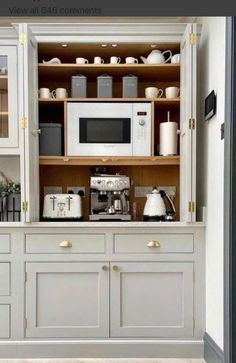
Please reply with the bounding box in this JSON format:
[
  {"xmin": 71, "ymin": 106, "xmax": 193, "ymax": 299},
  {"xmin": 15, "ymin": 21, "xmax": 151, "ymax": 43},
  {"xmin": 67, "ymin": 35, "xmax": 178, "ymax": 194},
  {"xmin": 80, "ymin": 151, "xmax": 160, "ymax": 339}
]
[{"xmin": 140, "ymin": 50, "xmax": 172, "ymax": 64}]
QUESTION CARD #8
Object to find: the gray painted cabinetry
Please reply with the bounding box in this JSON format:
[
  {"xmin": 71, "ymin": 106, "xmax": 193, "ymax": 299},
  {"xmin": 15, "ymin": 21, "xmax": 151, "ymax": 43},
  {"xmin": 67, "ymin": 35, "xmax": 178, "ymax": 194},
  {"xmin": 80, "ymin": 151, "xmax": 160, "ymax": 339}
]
[{"xmin": 0, "ymin": 225, "xmax": 205, "ymax": 358}]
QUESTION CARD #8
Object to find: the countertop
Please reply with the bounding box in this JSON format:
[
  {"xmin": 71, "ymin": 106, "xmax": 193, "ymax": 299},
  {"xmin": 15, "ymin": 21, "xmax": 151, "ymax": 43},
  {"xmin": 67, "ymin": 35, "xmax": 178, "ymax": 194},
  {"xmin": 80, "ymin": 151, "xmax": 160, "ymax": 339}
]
[{"xmin": 0, "ymin": 221, "xmax": 205, "ymax": 228}]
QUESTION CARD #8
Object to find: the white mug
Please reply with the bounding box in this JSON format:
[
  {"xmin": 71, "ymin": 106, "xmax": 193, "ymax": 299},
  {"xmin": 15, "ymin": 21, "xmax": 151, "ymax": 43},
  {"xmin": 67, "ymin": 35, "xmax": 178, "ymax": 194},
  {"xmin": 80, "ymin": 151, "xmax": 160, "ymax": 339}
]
[
  {"xmin": 145, "ymin": 87, "xmax": 163, "ymax": 99},
  {"xmin": 94, "ymin": 56, "xmax": 104, "ymax": 64},
  {"xmin": 52, "ymin": 88, "xmax": 68, "ymax": 99},
  {"xmin": 171, "ymin": 54, "xmax": 181, "ymax": 64},
  {"xmin": 76, "ymin": 57, "xmax": 89, "ymax": 64},
  {"xmin": 165, "ymin": 86, "xmax": 180, "ymax": 98},
  {"xmin": 125, "ymin": 57, "xmax": 138, "ymax": 64},
  {"xmin": 39, "ymin": 88, "xmax": 51, "ymax": 99},
  {"xmin": 110, "ymin": 56, "xmax": 121, "ymax": 64}
]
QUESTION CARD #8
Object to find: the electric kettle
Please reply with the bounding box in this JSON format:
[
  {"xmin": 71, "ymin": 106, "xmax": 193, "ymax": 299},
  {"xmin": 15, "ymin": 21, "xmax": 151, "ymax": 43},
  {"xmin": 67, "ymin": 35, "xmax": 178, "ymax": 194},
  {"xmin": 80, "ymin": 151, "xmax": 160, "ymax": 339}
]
[{"xmin": 143, "ymin": 187, "xmax": 176, "ymax": 221}]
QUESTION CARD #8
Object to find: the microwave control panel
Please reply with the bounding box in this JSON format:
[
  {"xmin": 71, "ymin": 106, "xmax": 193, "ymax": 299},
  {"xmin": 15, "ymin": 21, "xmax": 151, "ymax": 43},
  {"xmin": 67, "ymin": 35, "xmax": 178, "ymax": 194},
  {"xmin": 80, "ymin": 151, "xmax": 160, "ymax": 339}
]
[{"xmin": 132, "ymin": 103, "xmax": 151, "ymax": 156}]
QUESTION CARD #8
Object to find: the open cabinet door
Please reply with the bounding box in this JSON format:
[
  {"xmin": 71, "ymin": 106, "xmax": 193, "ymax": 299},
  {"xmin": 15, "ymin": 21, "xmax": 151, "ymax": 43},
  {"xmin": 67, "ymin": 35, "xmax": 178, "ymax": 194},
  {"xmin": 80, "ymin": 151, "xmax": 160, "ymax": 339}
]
[
  {"xmin": 180, "ymin": 23, "xmax": 197, "ymax": 222},
  {"xmin": 19, "ymin": 24, "xmax": 39, "ymax": 222}
]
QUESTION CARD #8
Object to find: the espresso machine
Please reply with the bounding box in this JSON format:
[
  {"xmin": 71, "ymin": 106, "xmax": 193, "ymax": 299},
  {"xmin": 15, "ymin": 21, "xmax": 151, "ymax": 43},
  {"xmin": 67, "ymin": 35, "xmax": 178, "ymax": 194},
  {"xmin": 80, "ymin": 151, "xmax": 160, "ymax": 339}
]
[{"xmin": 89, "ymin": 174, "xmax": 131, "ymax": 221}]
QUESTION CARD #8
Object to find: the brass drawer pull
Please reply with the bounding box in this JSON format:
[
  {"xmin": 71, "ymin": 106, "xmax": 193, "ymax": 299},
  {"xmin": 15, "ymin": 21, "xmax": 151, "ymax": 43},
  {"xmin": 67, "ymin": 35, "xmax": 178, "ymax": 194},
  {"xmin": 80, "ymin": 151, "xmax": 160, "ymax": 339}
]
[
  {"xmin": 112, "ymin": 265, "xmax": 119, "ymax": 271},
  {"xmin": 147, "ymin": 240, "xmax": 160, "ymax": 248},
  {"xmin": 102, "ymin": 265, "xmax": 108, "ymax": 271},
  {"xmin": 59, "ymin": 240, "xmax": 72, "ymax": 248}
]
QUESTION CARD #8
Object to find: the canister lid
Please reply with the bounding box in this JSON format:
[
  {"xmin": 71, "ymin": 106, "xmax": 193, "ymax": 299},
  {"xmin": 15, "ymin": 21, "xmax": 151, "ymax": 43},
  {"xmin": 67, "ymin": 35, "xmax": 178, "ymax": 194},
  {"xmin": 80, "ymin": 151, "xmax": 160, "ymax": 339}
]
[
  {"xmin": 122, "ymin": 74, "xmax": 138, "ymax": 79},
  {"xmin": 71, "ymin": 74, "xmax": 87, "ymax": 79},
  {"xmin": 97, "ymin": 74, "xmax": 113, "ymax": 79}
]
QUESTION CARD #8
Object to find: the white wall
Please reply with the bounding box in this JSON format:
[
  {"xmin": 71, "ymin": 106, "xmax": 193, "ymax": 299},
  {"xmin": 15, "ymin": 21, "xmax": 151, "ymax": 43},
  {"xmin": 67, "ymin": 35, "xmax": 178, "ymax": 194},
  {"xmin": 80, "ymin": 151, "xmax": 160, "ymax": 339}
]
[{"xmin": 197, "ymin": 17, "xmax": 225, "ymax": 350}]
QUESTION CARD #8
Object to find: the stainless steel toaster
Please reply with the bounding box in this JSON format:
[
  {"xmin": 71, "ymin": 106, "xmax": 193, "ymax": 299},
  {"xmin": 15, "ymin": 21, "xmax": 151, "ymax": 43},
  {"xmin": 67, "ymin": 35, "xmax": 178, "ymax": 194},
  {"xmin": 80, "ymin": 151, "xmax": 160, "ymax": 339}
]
[{"xmin": 43, "ymin": 194, "xmax": 82, "ymax": 220}]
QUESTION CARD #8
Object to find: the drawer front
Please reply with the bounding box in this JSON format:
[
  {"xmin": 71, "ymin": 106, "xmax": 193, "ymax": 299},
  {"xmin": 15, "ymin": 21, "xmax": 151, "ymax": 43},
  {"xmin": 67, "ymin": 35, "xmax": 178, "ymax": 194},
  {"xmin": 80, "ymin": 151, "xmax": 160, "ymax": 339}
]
[
  {"xmin": 114, "ymin": 234, "xmax": 194, "ymax": 254},
  {"xmin": 0, "ymin": 234, "xmax": 10, "ymax": 253},
  {"xmin": 25, "ymin": 234, "xmax": 106, "ymax": 254},
  {"xmin": 0, "ymin": 263, "xmax": 10, "ymax": 295},
  {"xmin": 0, "ymin": 305, "xmax": 10, "ymax": 338}
]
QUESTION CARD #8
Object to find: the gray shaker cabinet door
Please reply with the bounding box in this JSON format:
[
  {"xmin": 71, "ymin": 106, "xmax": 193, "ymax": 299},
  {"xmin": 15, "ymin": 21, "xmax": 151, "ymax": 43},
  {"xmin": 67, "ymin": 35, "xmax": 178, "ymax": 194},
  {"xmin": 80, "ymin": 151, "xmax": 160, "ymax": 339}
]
[
  {"xmin": 25, "ymin": 262, "xmax": 109, "ymax": 338},
  {"xmin": 110, "ymin": 262, "xmax": 194, "ymax": 338}
]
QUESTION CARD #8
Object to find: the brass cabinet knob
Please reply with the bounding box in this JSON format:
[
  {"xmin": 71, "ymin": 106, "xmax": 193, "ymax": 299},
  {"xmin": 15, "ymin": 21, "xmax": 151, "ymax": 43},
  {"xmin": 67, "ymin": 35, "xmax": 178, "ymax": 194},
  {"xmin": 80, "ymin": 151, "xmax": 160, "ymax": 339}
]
[
  {"xmin": 59, "ymin": 240, "xmax": 72, "ymax": 248},
  {"xmin": 147, "ymin": 240, "xmax": 160, "ymax": 248},
  {"xmin": 101, "ymin": 158, "xmax": 109, "ymax": 162},
  {"xmin": 36, "ymin": 129, "xmax": 41, "ymax": 134},
  {"xmin": 102, "ymin": 265, "xmax": 108, "ymax": 271},
  {"xmin": 112, "ymin": 265, "xmax": 119, "ymax": 271}
]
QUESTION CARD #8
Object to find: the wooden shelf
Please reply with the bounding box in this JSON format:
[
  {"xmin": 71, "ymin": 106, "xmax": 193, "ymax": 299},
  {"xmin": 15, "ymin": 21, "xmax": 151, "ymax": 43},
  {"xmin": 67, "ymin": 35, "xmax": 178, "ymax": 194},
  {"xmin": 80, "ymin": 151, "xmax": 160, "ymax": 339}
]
[
  {"xmin": 0, "ymin": 112, "xmax": 8, "ymax": 116},
  {"xmin": 38, "ymin": 63, "xmax": 180, "ymax": 81},
  {"xmin": 39, "ymin": 156, "xmax": 180, "ymax": 166},
  {"xmin": 38, "ymin": 98, "xmax": 180, "ymax": 106}
]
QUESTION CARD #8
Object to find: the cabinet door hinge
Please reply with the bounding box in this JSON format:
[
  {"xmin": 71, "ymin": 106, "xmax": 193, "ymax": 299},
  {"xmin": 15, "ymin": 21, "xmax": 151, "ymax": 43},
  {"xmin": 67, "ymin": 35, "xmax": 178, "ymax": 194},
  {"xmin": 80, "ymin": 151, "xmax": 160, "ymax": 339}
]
[
  {"xmin": 20, "ymin": 117, "xmax": 27, "ymax": 129},
  {"xmin": 24, "ymin": 272, "xmax": 27, "ymax": 282},
  {"xmin": 189, "ymin": 33, "xmax": 196, "ymax": 45},
  {"xmin": 22, "ymin": 201, "xmax": 28, "ymax": 213},
  {"xmin": 19, "ymin": 33, "xmax": 27, "ymax": 45},
  {"xmin": 188, "ymin": 201, "xmax": 195, "ymax": 213},
  {"xmin": 23, "ymin": 318, "xmax": 27, "ymax": 329},
  {"xmin": 189, "ymin": 118, "xmax": 195, "ymax": 130}
]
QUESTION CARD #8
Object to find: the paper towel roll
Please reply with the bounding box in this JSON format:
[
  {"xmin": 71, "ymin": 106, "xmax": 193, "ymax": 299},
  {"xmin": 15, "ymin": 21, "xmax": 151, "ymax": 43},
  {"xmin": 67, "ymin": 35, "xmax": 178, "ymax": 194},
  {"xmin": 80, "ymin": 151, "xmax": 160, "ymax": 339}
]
[{"xmin": 159, "ymin": 121, "xmax": 178, "ymax": 156}]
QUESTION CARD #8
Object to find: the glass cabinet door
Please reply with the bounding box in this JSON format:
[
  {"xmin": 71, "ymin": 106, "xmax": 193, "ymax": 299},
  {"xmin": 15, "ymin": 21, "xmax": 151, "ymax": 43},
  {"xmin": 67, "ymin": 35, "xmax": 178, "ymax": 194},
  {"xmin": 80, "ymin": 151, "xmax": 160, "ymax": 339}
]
[{"xmin": 0, "ymin": 46, "xmax": 18, "ymax": 148}]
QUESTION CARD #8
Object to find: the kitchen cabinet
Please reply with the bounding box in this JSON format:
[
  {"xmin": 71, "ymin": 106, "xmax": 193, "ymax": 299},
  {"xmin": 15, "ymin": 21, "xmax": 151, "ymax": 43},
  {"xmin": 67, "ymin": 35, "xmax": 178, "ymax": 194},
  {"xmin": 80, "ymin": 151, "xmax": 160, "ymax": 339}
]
[
  {"xmin": 14, "ymin": 22, "xmax": 197, "ymax": 223},
  {"xmin": 21, "ymin": 226, "xmax": 204, "ymax": 341},
  {"xmin": 25, "ymin": 262, "xmax": 109, "ymax": 338},
  {"xmin": 0, "ymin": 45, "xmax": 18, "ymax": 151},
  {"xmin": 25, "ymin": 260, "xmax": 194, "ymax": 339},
  {"xmin": 110, "ymin": 262, "xmax": 194, "ymax": 338},
  {"xmin": 0, "ymin": 262, "xmax": 10, "ymax": 295},
  {"xmin": 0, "ymin": 225, "xmax": 204, "ymax": 358},
  {"xmin": 0, "ymin": 305, "xmax": 10, "ymax": 338}
]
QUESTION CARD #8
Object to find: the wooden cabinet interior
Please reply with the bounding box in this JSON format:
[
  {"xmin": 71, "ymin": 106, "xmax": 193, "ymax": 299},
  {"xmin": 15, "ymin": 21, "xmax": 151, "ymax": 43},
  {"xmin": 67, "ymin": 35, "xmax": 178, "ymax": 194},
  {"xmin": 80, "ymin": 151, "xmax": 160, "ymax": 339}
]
[
  {"xmin": 40, "ymin": 165, "xmax": 179, "ymax": 221},
  {"xmin": 38, "ymin": 42, "xmax": 181, "ymax": 222}
]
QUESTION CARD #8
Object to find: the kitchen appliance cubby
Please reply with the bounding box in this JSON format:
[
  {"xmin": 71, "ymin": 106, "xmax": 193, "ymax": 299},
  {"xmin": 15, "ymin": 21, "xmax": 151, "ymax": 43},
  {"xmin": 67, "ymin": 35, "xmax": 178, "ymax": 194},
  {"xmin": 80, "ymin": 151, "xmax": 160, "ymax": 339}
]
[
  {"xmin": 37, "ymin": 41, "xmax": 183, "ymax": 222},
  {"xmin": 39, "ymin": 164, "xmax": 180, "ymax": 221}
]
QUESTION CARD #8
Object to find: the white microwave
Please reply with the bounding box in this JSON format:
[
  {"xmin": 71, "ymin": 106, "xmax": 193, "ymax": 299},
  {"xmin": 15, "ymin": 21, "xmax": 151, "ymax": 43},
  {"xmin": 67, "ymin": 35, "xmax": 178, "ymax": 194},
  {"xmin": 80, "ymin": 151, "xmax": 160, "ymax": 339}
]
[{"xmin": 67, "ymin": 102, "xmax": 151, "ymax": 156}]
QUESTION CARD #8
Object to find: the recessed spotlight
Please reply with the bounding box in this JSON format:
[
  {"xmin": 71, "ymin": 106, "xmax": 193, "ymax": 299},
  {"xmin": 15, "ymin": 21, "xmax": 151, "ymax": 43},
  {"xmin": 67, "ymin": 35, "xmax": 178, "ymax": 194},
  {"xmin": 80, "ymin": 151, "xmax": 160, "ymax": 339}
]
[
  {"xmin": 61, "ymin": 44, "xmax": 68, "ymax": 48},
  {"xmin": 101, "ymin": 44, "xmax": 108, "ymax": 48},
  {"xmin": 112, "ymin": 44, "xmax": 117, "ymax": 47},
  {"xmin": 150, "ymin": 44, "xmax": 157, "ymax": 48}
]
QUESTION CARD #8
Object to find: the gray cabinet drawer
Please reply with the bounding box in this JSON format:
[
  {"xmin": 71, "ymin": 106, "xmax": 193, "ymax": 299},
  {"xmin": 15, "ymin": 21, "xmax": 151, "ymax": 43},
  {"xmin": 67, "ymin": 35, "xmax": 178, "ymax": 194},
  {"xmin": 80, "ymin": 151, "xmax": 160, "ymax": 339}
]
[
  {"xmin": 0, "ymin": 263, "xmax": 10, "ymax": 295},
  {"xmin": 0, "ymin": 234, "xmax": 10, "ymax": 253},
  {"xmin": 114, "ymin": 234, "xmax": 194, "ymax": 254},
  {"xmin": 25, "ymin": 234, "xmax": 106, "ymax": 254},
  {"xmin": 0, "ymin": 305, "xmax": 10, "ymax": 338}
]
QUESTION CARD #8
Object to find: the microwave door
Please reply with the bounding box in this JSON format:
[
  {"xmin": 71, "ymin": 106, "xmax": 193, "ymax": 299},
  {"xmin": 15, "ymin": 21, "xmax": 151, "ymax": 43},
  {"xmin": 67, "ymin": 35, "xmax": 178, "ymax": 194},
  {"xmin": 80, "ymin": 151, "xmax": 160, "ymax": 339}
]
[
  {"xmin": 67, "ymin": 102, "xmax": 133, "ymax": 156},
  {"xmin": 78, "ymin": 117, "xmax": 132, "ymax": 156}
]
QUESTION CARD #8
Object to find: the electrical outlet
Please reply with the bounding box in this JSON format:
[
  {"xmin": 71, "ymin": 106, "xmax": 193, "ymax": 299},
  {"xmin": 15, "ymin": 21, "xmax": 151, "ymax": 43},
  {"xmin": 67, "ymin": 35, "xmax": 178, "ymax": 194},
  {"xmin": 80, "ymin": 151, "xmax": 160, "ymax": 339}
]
[
  {"xmin": 135, "ymin": 186, "xmax": 176, "ymax": 198},
  {"xmin": 67, "ymin": 186, "xmax": 85, "ymax": 196},
  {"xmin": 135, "ymin": 186, "xmax": 153, "ymax": 197},
  {"xmin": 44, "ymin": 186, "xmax": 62, "ymax": 196}
]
